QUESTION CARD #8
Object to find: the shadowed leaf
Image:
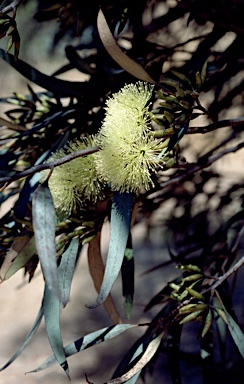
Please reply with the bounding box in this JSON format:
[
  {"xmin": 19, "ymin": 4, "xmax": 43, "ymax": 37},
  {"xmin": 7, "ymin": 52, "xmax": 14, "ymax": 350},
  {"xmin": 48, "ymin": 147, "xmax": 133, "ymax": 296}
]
[{"xmin": 0, "ymin": 48, "xmax": 90, "ymax": 97}]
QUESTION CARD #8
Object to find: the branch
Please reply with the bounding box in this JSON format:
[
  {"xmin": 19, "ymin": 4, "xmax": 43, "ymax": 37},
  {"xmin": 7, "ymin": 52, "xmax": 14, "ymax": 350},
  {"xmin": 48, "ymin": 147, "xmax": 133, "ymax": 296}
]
[
  {"xmin": 0, "ymin": 146, "xmax": 100, "ymax": 187},
  {"xmin": 188, "ymin": 117, "xmax": 244, "ymax": 134},
  {"xmin": 149, "ymin": 141, "xmax": 244, "ymax": 198},
  {"xmin": 204, "ymin": 255, "xmax": 244, "ymax": 293},
  {"xmin": 0, "ymin": 0, "xmax": 23, "ymax": 14}
]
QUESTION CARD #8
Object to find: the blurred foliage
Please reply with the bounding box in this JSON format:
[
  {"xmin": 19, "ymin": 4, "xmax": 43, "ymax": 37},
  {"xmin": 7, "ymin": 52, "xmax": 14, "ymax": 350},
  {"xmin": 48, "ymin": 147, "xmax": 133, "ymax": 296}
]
[{"xmin": 0, "ymin": 0, "xmax": 243, "ymax": 383}]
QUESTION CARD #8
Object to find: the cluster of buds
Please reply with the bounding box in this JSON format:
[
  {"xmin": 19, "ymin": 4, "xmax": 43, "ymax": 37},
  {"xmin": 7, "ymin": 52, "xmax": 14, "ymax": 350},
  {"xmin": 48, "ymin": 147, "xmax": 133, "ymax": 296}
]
[
  {"xmin": 169, "ymin": 264, "xmax": 212, "ymax": 338},
  {"xmin": 152, "ymin": 65, "xmax": 207, "ymax": 135}
]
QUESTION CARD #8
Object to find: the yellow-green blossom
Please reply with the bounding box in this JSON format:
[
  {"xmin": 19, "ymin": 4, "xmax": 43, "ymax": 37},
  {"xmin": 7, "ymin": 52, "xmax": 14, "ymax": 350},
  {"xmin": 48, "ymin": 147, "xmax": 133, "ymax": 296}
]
[
  {"xmin": 42, "ymin": 138, "xmax": 104, "ymax": 216},
  {"xmin": 95, "ymin": 133, "xmax": 164, "ymax": 192},
  {"xmin": 103, "ymin": 82, "xmax": 154, "ymax": 136},
  {"xmin": 95, "ymin": 82, "xmax": 167, "ymax": 193}
]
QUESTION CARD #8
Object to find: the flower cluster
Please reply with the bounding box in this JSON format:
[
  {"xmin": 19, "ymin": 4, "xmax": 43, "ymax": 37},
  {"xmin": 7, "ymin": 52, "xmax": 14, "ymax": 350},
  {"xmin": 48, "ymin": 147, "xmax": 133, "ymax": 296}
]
[{"xmin": 43, "ymin": 82, "xmax": 169, "ymax": 216}]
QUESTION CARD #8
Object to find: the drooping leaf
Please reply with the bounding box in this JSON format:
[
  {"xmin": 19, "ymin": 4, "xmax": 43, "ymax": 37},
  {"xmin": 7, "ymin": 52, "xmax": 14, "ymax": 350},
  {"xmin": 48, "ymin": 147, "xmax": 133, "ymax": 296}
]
[
  {"xmin": 0, "ymin": 305, "xmax": 43, "ymax": 371},
  {"xmin": 0, "ymin": 236, "xmax": 35, "ymax": 281},
  {"xmin": 58, "ymin": 237, "xmax": 79, "ymax": 308},
  {"xmin": 32, "ymin": 181, "xmax": 61, "ymax": 301},
  {"xmin": 105, "ymin": 334, "xmax": 163, "ymax": 384},
  {"xmin": 88, "ymin": 233, "xmax": 122, "ymax": 324},
  {"xmin": 215, "ymin": 305, "xmax": 244, "ymax": 358},
  {"xmin": 43, "ymin": 285, "xmax": 69, "ymax": 378},
  {"xmin": 28, "ymin": 324, "xmax": 136, "ymax": 373},
  {"xmin": 97, "ymin": 9, "xmax": 156, "ymax": 84},
  {"xmin": 88, "ymin": 192, "xmax": 133, "ymax": 308},
  {"xmin": 0, "ymin": 48, "xmax": 90, "ymax": 98}
]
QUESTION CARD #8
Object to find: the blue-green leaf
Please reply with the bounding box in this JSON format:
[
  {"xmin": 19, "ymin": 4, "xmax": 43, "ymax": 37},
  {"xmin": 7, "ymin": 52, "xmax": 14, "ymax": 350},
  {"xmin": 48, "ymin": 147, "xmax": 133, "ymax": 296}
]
[
  {"xmin": 58, "ymin": 237, "xmax": 79, "ymax": 308},
  {"xmin": 0, "ymin": 305, "xmax": 43, "ymax": 371},
  {"xmin": 28, "ymin": 324, "xmax": 136, "ymax": 373},
  {"xmin": 43, "ymin": 285, "xmax": 69, "ymax": 378},
  {"xmin": 32, "ymin": 181, "xmax": 61, "ymax": 301},
  {"xmin": 88, "ymin": 192, "xmax": 133, "ymax": 308}
]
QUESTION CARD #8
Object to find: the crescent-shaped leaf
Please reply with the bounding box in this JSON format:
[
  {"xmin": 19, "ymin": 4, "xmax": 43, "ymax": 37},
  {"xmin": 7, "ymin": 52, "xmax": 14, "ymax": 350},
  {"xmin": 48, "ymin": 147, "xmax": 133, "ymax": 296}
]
[{"xmin": 97, "ymin": 9, "xmax": 156, "ymax": 84}]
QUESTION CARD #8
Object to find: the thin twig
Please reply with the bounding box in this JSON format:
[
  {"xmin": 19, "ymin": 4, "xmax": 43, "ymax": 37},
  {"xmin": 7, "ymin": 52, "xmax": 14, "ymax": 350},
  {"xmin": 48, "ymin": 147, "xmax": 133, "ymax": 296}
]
[
  {"xmin": 204, "ymin": 255, "xmax": 244, "ymax": 293},
  {"xmin": 149, "ymin": 141, "xmax": 244, "ymax": 198},
  {"xmin": 0, "ymin": 146, "xmax": 100, "ymax": 187},
  {"xmin": 188, "ymin": 117, "xmax": 244, "ymax": 134}
]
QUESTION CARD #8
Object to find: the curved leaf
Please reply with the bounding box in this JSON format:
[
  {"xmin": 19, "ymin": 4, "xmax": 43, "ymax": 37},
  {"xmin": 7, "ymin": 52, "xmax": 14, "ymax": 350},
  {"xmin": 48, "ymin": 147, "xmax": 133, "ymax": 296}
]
[
  {"xmin": 43, "ymin": 285, "xmax": 69, "ymax": 378},
  {"xmin": 97, "ymin": 9, "xmax": 156, "ymax": 84},
  {"xmin": 32, "ymin": 181, "xmax": 61, "ymax": 301},
  {"xmin": 88, "ymin": 192, "xmax": 133, "ymax": 308},
  {"xmin": 28, "ymin": 324, "xmax": 136, "ymax": 373},
  {"xmin": 0, "ymin": 305, "xmax": 43, "ymax": 371},
  {"xmin": 88, "ymin": 234, "xmax": 122, "ymax": 324},
  {"xmin": 58, "ymin": 237, "xmax": 79, "ymax": 308},
  {"xmin": 216, "ymin": 305, "xmax": 244, "ymax": 359}
]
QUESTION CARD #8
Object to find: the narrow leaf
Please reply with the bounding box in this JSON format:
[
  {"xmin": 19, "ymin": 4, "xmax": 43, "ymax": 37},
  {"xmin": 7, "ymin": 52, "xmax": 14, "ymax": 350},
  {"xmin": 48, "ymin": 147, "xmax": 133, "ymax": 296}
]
[
  {"xmin": 28, "ymin": 324, "xmax": 136, "ymax": 373},
  {"xmin": 88, "ymin": 192, "xmax": 133, "ymax": 308},
  {"xmin": 217, "ymin": 305, "xmax": 244, "ymax": 358},
  {"xmin": 97, "ymin": 9, "xmax": 156, "ymax": 84},
  {"xmin": 0, "ymin": 48, "xmax": 90, "ymax": 98},
  {"xmin": 0, "ymin": 236, "xmax": 34, "ymax": 281},
  {"xmin": 105, "ymin": 334, "xmax": 163, "ymax": 384},
  {"xmin": 32, "ymin": 181, "xmax": 61, "ymax": 300},
  {"xmin": 88, "ymin": 234, "xmax": 122, "ymax": 324},
  {"xmin": 58, "ymin": 237, "xmax": 79, "ymax": 308},
  {"xmin": 43, "ymin": 285, "xmax": 69, "ymax": 378},
  {"xmin": 0, "ymin": 305, "xmax": 43, "ymax": 371},
  {"xmin": 5, "ymin": 237, "xmax": 36, "ymax": 280}
]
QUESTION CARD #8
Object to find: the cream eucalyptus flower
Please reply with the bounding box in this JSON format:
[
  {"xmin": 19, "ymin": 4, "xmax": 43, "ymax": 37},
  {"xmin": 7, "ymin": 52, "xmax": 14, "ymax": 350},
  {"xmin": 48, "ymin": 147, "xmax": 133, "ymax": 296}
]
[
  {"xmin": 42, "ymin": 138, "xmax": 104, "ymax": 216},
  {"xmin": 95, "ymin": 82, "xmax": 167, "ymax": 193}
]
